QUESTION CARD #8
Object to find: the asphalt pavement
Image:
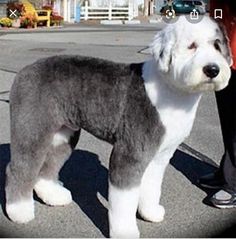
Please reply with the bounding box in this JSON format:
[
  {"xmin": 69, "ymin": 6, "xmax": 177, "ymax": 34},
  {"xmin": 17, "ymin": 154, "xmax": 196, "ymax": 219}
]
[{"xmin": 0, "ymin": 23, "xmax": 235, "ymax": 238}]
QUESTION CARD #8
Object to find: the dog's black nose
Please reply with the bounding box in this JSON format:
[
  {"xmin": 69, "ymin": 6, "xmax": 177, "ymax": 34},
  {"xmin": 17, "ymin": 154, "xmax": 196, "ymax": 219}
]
[{"xmin": 203, "ymin": 64, "xmax": 220, "ymax": 78}]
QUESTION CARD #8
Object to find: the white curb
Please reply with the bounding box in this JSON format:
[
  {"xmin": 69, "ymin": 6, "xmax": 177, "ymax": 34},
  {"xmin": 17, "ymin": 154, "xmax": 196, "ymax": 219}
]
[
  {"xmin": 124, "ymin": 20, "xmax": 141, "ymax": 25},
  {"xmin": 100, "ymin": 20, "xmax": 123, "ymax": 25}
]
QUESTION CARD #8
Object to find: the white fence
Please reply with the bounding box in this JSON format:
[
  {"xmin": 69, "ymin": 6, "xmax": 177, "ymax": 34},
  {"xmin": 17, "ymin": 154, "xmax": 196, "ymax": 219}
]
[{"xmin": 80, "ymin": 1, "xmax": 133, "ymax": 21}]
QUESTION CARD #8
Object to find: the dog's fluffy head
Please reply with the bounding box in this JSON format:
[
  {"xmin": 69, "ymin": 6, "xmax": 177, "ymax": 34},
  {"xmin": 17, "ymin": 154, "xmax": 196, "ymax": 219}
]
[{"xmin": 151, "ymin": 16, "xmax": 232, "ymax": 92}]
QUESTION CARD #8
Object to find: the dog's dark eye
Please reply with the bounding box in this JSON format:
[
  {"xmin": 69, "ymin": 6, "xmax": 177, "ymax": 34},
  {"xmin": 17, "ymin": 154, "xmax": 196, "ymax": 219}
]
[
  {"xmin": 214, "ymin": 39, "xmax": 222, "ymax": 52},
  {"xmin": 188, "ymin": 42, "xmax": 197, "ymax": 50}
]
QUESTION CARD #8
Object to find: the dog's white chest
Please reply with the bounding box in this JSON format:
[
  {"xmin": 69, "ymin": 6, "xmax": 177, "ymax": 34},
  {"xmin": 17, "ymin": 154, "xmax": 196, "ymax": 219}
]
[
  {"xmin": 143, "ymin": 64, "xmax": 201, "ymax": 153},
  {"xmin": 157, "ymin": 106, "xmax": 196, "ymax": 152}
]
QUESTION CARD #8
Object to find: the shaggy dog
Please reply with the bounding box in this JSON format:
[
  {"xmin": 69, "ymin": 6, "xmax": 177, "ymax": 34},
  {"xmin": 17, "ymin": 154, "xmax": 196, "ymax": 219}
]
[{"xmin": 5, "ymin": 16, "xmax": 231, "ymax": 237}]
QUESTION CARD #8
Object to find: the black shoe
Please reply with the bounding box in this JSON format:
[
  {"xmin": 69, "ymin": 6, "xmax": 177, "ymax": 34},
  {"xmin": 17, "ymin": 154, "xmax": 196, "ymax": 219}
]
[
  {"xmin": 198, "ymin": 171, "xmax": 226, "ymax": 189},
  {"xmin": 210, "ymin": 189, "xmax": 236, "ymax": 208}
]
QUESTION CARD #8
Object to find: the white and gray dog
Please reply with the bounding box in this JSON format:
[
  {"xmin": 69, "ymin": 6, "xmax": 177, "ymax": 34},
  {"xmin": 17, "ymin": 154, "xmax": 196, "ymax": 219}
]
[{"xmin": 5, "ymin": 16, "xmax": 231, "ymax": 237}]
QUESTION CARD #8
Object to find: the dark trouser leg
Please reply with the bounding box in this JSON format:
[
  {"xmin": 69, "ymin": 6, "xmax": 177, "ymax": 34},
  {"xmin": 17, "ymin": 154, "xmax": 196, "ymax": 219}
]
[{"xmin": 215, "ymin": 69, "xmax": 236, "ymax": 191}]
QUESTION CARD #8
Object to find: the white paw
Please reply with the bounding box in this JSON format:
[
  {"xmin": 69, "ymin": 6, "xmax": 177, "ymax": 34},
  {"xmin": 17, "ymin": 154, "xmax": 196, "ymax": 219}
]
[
  {"xmin": 34, "ymin": 179, "xmax": 72, "ymax": 206},
  {"xmin": 6, "ymin": 198, "xmax": 35, "ymax": 224},
  {"xmin": 110, "ymin": 224, "xmax": 140, "ymax": 238},
  {"xmin": 138, "ymin": 204, "xmax": 165, "ymax": 223}
]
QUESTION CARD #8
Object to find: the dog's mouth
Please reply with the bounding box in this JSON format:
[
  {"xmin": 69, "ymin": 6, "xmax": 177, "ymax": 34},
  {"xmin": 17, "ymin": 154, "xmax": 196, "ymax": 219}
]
[
  {"xmin": 203, "ymin": 78, "xmax": 220, "ymax": 89},
  {"xmin": 190, "ymin": 79, "xmax": 218, "ymax": 92},
  {"xmin": 203, "ymin": 78, "xmax": 218, "ymax": 90},
  {"xmin": 201, "ymin": 77, "xmax": 229, "ymax": 92},
  {"xmin": 205, "ymin": 78, "xmax": 215, "ymax": 84}
]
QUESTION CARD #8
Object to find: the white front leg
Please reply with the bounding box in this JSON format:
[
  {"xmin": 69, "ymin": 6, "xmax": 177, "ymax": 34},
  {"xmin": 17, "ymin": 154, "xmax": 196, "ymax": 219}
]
[
  {"xmin": 138, "ymin": 149, "xmax": 175, "ymax": 222},
  {"xmin": 109, "ymin": 181, "xmax": 140, "ymax": 238}
]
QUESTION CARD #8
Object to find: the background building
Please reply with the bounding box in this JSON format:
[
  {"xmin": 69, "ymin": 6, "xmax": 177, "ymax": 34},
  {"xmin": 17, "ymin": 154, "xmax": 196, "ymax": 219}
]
[{"xmin": 0, "ymin": 0, "xmax": 7, "ymax": 18}]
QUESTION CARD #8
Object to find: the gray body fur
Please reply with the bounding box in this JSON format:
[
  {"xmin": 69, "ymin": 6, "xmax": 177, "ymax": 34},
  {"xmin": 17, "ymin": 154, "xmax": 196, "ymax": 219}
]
[{"xmin": 6, "ymin": 55, "xmax": 164, "ymax": 203}]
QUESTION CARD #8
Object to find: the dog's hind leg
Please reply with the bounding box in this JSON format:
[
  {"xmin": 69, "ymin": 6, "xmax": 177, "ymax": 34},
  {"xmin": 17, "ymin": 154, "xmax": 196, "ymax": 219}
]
[
  {"xmin": 34, "ymin": 127, "xmax": 80, "ymax": 207},
  {"xmin": 138, "ymin": 149, "xmax": 175, "ymax": 223},
  {"xmin": 5, "ymin": 134, "xmax": 51, "ymax": 224}
]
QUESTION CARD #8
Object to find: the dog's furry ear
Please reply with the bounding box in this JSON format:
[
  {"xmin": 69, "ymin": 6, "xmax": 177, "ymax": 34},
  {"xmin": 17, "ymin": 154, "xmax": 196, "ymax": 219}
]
[
  {"xmin": 217, "ymin": 22, "xmax": 233, "ymax": 66},
  {"xmin": 150, "ymin": 27, "xmax": 175, "ymax": 73}
]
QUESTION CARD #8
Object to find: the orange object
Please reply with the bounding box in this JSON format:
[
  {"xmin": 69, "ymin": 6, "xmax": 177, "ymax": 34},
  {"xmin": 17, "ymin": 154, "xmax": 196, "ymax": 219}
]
[
  {"xmin": 230, "ymin": 26, "xmax": 236, "ymax": 69},
  {"xmin": 210, "ymin": 0, "xmax": 236, "ymax": 69},
  {"xmin": 20, "ymin": 0, "xmax": 51, "ymax": 28}
]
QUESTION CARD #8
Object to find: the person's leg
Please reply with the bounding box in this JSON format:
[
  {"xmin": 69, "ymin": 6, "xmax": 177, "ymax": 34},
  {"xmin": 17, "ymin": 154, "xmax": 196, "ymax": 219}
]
[
  {"xmin": 199, "ymin": 69, "xmax": 236, "ymax": 190},
  {"xmin": 215, "ymin": 69, "xmax": 236, "ymax": 192},
  {"xmin": 198, "ymin": 71, "xmax": 234, "ymax": 188},
  {"xmin": 208, "ymin": 69, "xmax": 236, "ymax": 208}
]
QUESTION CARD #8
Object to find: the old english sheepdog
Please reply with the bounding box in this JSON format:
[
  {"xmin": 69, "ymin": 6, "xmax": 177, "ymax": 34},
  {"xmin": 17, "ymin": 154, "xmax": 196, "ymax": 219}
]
[{"xmin": 5, "ymin": 16, "xmax": 231, "ymax": 237}]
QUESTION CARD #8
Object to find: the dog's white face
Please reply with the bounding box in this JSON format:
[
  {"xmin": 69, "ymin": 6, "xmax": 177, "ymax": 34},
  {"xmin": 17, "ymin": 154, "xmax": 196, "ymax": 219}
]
[{"xmin": 151, "ymin": 16, "xmax": 232, "ymax": 93}]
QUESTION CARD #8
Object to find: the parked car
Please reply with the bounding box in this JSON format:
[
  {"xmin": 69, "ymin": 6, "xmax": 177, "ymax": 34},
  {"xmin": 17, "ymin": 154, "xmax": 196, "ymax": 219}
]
[
  {"xmin": 160, "ymin": 0, "xmax": 206, "ymax": 15},
  {"xmin": 186, "ymin": 0, "xmax": 206, "ymax": 14}
]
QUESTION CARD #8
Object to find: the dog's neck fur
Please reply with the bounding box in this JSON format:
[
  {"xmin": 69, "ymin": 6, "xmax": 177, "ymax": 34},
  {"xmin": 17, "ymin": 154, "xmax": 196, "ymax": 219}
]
[
  {"xmin": 142, "ymin": 60, "xmax": 202, "ymax": 152},
  {"xmin": 142, "ymin": 60, "xmax": 202, "ymax": 110}
]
